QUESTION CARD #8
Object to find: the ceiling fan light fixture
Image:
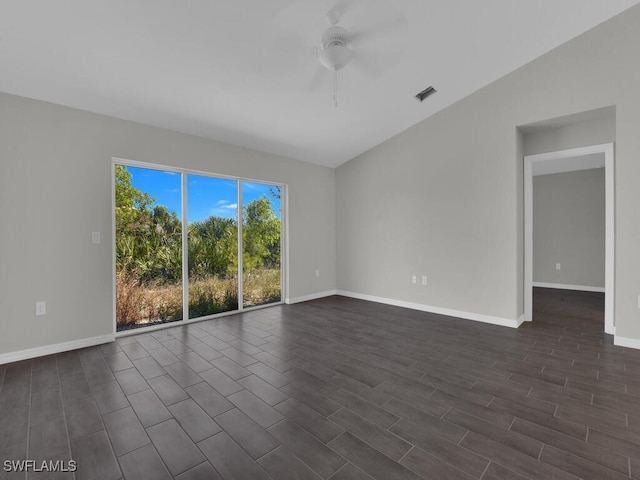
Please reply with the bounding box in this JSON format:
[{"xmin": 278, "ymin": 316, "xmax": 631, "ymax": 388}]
[
  {"xmin": 318, "ymin": 44, "xmax": 352, "ymax": 71},
  {"xmin": 317, "ymin": 21, "xmax": 353, "ymax": 107}
]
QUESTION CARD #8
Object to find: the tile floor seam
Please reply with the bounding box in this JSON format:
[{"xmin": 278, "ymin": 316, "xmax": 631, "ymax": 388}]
[
  {"xmin": 537, "ymin": 442, "xmax": 544, "ymax": 461},
  {"xmin": 396, "ymin": 444, "xmax": 414, "ymax": 464},
  {"xmin": 56, "ymin": 359, "xmax": 77, "ymax": 480},
  {"xmin": 478, "ymin": 460, "xmax": 492, "ymax": 479},
  {"xmin": 457, "ymin": 429, "xmax": 470, "ymax": 446},
  {"xmin": 25, "ymin": 361, "xmax": 33, "ymax": 480}
]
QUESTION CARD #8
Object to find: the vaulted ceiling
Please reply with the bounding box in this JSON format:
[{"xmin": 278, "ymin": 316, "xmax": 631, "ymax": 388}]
[{"xmin": 1, "ymin": 0, "xmax": 638, "ymax": 167}]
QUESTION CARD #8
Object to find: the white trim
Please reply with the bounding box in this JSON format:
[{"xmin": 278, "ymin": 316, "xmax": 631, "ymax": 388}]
[
  {"xmin": 116, "ymin": 310, "xmax": 242, "ymax": 338},
  {"xmin": 0, "ymin": 334, "xmax": 115, "ymax": 365},
  {"xmin": 237, "ymin": 179, "xmax": 244, "ymax": 311},
  {"xmin": 614, "ymin": 336, "xmax": 640, "ymax": 350},
  {"xmin": 532, "ymin": 282, "xmax": 605, "ymax": 293},
  {"xmin": 604, "ymin": 143, "xmax": 615, "ymax": 335},
  {"xmin": 281, "ymin": 185, "xmax": 288, "ymax": 308},
  {"xmin": 524, "ymin": 156, "xmax": 533, "ymax": 322},
  {"xmin": 241, "ymin": 301, "xmax": 285, "ymax": 312},
  {"xmin": 286, "ymin": 290, "xmax": 338, "ymax": 304},
  {"xmin": 111, "ymin": 157, "xmax": 285, "ymax": 187},
  {"xmin": 112, "ymin": 162, "xmax": 117, "ymax": 334},
  {"xmin": 181, "ymin": 171, "xmax": 189, "ymax": 322},
  {"xmin": 115, "ymin": 301, "xmax": 282, "ymax": 338},
  {"xmin": 524, "ymin": 143, "xmax": 615, "ymax": 334},
  {"xmin": 336, "ymin": 290, "xmax": 525, "ymax": 329}
]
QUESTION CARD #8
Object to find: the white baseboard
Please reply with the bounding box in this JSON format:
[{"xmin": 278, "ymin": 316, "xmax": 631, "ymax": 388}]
[
  {"xmin": 0, "ymin": 334, "xmax": 115, "ymax": 365},
  {"xmin": 285, "ymin": 290, "xmax": 337, "ymax": 305},
  {"xmin": 614, "ymin": 335, "xmax": 640, "ymax": 350},
  {"xmin": 532, "ymin": 282, "xmax": 605, "ymax": 293},
  {"xmin": 336, "ymin": 290, "xmax": 524, "ymax": 329}
]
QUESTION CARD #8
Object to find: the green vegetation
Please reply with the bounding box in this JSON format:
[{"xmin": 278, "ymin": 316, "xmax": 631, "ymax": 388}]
[{"xmin": 115, "ymin": 165, "xmax": 281, "ymax": 329}]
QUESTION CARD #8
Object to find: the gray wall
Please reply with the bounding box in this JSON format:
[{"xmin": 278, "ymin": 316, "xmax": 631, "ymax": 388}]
[
  {"xmin": 533, "ymin": 169, "xmax": 605, "ymax": 288},
  {"xmin": 0, "ymin": 92, "xmax": 336, "ymax": 356},
  {"xmin": 523, "ymin": 113, "xmax": 615, "ymax": 156},
  {"xmin": 337, "ymin": 3, "xmax": 640, "ymax": 341}
]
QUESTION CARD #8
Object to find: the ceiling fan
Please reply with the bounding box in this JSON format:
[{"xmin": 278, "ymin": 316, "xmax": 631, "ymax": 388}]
[
  {"xmin": 316, "ymin": 12, "xmax": 353, "ymax": 107},
  {"xmin": 314, "ymin": 2, "xmax": 406, "ymax": 107},
  {"xmin": 264, "ymin": 0, "xmax": 408, "ymax": 107}
]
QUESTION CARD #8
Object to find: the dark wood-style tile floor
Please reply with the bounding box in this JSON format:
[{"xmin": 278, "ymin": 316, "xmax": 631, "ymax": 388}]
[{"xmin": 2, "ymin": 288, "xmax": 640, "ymax": 479}]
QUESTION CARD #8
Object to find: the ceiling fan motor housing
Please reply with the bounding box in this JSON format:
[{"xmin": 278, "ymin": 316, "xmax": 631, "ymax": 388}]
[{"xmin": 322, "ymin": 25, "xmax": 349, "ymax": 49}]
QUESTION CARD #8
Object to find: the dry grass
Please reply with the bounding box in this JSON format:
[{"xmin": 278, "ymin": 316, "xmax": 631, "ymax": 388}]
[
  {"xmin": 243, "ymin": 269, "xmax": 281, "ymax": 307},
  {"xmin": 115, "ymin": 271, "xmax": 183, "ymax": 327},
  {"xmin": 116, "ymin": 269, "xmax": 280, "ymax": 329},
  {"xmin": 187, "ymin": 276, "xmax": 238, "ymax": 319}
]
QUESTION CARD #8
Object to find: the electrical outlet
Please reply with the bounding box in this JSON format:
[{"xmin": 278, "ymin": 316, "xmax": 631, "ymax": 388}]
[
  {"xmin": 412, "ymin": 275, "xmax": 417, "ymax": 284},
  {"xmin": 35, "ymin": 301, "xmax": 46, "ymax": 316},
  {"xmin": 556, "ymin": 263, "xmax": 561, "ymax": 270},
  {"xmin": 422, "ymin": 275, "xmax": 428, "ymax": 286},
  {"xmin": 92, "ymin": 231, "xmax": 101, "ymax": 244}
]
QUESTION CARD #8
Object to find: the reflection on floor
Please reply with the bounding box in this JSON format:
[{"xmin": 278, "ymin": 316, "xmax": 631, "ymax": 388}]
[{"xmin": 532, "ymin": 286, "xmax": 605, "ymax": 328}]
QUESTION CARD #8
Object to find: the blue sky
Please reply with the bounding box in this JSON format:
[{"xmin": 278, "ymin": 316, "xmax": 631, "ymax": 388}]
[{"xmin": 125, "ymin": 166, "xmax": 281, "ymax": 222}]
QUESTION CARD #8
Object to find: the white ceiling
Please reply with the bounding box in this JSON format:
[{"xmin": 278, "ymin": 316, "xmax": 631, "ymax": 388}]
[{"xmin": 1, "ymin": 0, "xmax": 638, "ymax": 168}]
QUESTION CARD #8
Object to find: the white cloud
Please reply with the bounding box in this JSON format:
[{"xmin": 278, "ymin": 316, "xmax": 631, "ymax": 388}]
[
  {"xmin": 216, "ymin": 199, "xmax": 229, "ymax": 205},
  {"xmin": 222, "ymin": 203, "xmax": 238, "ymax": 209},
  {"xmin": 206, "ymin": 206, "xmax": 238, "ymax": 220}
]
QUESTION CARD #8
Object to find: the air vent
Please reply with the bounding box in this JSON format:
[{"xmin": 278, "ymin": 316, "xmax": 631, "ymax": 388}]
[{"xmin": 415, "ymin": 86, "xmax": 436, "ymax": 102}]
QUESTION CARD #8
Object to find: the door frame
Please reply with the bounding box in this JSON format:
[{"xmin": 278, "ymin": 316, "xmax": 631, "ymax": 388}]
[{"xmin": 523, "ymin": 143, "xmax": 615, "ymax": 334}]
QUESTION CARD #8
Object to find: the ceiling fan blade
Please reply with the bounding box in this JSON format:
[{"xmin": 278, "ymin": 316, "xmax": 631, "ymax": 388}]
[
  {"xmin": 309, "ymin": 64, "xmax": 329, "ymax": 92},
  {"xmin": 260, "ymin": 0, "xmax": 409, "ymax": 93},
  {"xmin": 327, "ymin": 0, "xmax": 356, "ymax": 23},
  {"xmin": 349, "ymin": 49, "xmax": 402, "ymax": 81},
  {"xmin": 349, "ymin": 54, "xmax": 382, "ymax": 80},
  {"xmin": 260, "ymin": 29, "xmax": 316, "ymax": 77},
  {"xmin": 349, "ymin": 14, "xmax": 408, "ymax": 50}
]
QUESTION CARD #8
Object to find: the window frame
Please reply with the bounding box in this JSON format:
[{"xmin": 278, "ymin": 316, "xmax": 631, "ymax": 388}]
[{"xmin": 111, "ymin": 157, "xmax": 288, "ymax": 336}]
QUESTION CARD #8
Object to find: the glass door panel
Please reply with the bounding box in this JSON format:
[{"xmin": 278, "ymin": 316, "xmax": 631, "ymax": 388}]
[
  {"xmin": 115, "ymin": 164, "xmax": 183, "ymax": 331},
  {"xmin": 187, "ymin": 175, "xmax": 239, "ymax": 318},
  {"xmin": 242, "ymin": 182, "xmax": 282, "ymax": 308}
]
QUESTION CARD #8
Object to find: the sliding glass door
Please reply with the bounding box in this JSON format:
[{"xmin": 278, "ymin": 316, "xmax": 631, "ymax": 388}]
[
  {"xmin": 187, "ymin": 175, "xmax": 238, "ymax": 318},
  {"xmin": 242, "ymin": 182, "xmax": 282, "ymax": 307},
  {"xmin": 114, "ymin": 165, "xmax": 183, "ymax": 330},
  {"xmin": 114, "ymin": 162, "xmax": 284, "ymax": 332}
]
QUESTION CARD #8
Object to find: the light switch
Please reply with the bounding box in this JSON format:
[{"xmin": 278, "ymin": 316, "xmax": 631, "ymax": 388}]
[{"xmin": 92, "ymin": 232, "xmax": 101, "ymax": 244}]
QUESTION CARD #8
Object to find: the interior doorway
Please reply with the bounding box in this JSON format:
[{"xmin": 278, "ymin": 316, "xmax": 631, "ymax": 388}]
[{"xmin": 524, "ymin": 143, "xmax": 614, "ymax": 334}]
